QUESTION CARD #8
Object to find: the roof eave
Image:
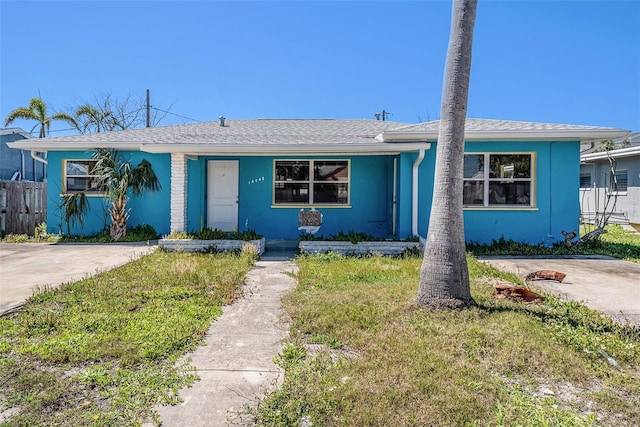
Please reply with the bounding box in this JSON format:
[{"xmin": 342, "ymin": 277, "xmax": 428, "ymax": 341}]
[
  {"xmin": 0, "ymin": 128, "xmax": 34, "ymax": 139},
  {"xmin": 6, "ymin": 141, "xmax": 143, "ymax": 151},
  {"xmin": 382, "ymin": 129, "xmax": 630, "ymax": 142},
  {"xmin": 581, "ymin": 146, "xmax": 640, "ymax": 162},
  {"xmin": 140, "ymin": 142, "xmax": 431, "ymax": 155}
]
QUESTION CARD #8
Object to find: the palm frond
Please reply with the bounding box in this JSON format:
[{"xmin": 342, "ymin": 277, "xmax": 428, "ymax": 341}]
[
  {"xmin": 60, "ymin": 192, "xmax": 88, "ymax": 230},
  {"xmin": 4, "ymin": 108, "xmax": 38, "ymax": 127},
  {"xmin": 29, "ymin": 98, "xmax": 47, "ymax": 123},
  {"xmin": 132, "ymin": 159, "xmax": 161, "ymax": 195},
  {"xmin": 51, "ymin": 112, "xmax": 78, "ymax": 129}
]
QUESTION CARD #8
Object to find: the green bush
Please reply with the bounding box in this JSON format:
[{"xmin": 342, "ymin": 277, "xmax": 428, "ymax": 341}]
[{"xmin": 59, "ymin": 224, "xmax": 159, "ymax": 243}]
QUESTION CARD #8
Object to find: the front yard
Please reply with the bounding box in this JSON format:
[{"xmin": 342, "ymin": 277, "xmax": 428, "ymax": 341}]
[
  {"xmin": 0, "ymin": 251, "xmax": 255, "ymax": 426},
  {"xmin": 254, "ymin": 254, "xmax": 640, "ymax": 426},
  {"xmin": 1, "ymin": 225, "xmax": 639, "ymax": 426}
]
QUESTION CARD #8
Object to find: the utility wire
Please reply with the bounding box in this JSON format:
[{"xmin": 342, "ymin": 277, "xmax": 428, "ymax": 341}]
[{"xmin": 151, "ymin": 107, "xmax": 201, "ymax": 123}]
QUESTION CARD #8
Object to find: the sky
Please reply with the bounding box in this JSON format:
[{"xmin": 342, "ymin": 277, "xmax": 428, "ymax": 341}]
[{"xmin": 1, "ymin": 0, "xmax": 639, "ymax": 137}]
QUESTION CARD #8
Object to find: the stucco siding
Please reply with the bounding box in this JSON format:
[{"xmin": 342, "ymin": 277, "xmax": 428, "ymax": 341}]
[
  {"xmin": 185, "ymin": 155, "xmax": 394, "ymax": 239},
  {"xmin": 47, "ymin": 151, "xmax": 171, "ymax": 236},
  {"xmin": 580, "ymin": 155, "xmax": 640, "ymax": 224},
  {"xmin": 0, "ymin": 133, "xmax": 45, "ymax": 182},
  {"xmin": 459, "ymin": 141, "xmax": 579, "ymax": 244}
]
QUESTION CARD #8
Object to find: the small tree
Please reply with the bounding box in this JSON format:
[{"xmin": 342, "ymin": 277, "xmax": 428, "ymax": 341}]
[
  {"xmin": 59, "ymin": 192, "xmax": 89, "ymax": 235},
  {"xmin": 92, "ymin": 149, "xmax": 161, "ymax": 241},
  {"xmin": 69, "ymin": 92, "xmax": 171, "ymax": 133},
  {"xmin": 73, "ymin": 104, "xmax": 116, "ymax": 134}
]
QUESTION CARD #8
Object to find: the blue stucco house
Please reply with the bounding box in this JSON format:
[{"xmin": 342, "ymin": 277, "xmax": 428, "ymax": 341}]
[{"xmin": 7, "ymin": 118, "xmax": 627, "ymax": 244}]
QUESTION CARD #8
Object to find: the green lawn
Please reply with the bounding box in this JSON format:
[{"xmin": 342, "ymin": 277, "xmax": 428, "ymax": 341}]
[
  {"xmin": 467, "ymin": 224, "xmax": 640, "ymax": 264},
  {"xmin": 0, "ymin": 251, "xmax": 255, "ymax": 426},
  {"xmin": 254, "ymin": 253, "xmax": 640, "ymax": 426},
  {"xmin": 2, "ymin": 224, "xmax": 638, "ymax": 426}
]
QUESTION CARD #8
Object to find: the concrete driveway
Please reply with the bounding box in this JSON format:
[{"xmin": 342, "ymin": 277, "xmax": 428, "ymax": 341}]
[
  {"xmin": 479, "ymin": 255, "xmax": 640, "ymax": 326},
  {"xmin": 0, "ymin": 242, "xmax": 156, "ymax": 313}
]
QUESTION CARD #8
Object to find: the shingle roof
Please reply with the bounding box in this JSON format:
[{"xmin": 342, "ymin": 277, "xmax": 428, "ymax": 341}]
[
  {"xmin": 393, "ymin": 118, "xmax": 624, "ymax": 132},
  {"xmin": 7, "ymin": 118, "xmax": 628, "ymax": 152},
  {"xmin": 27, "ymin": 119, "xmax": 410, "ymax": 145},
  {"xmin": 382, "ymin": 118, "xmax": 628, "ymax": 142}
]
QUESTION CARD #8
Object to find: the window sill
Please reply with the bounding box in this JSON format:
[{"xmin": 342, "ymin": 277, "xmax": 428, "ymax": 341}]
[
  {"xmin": 271, "ymin": 204, "xmax": 351, "ymax": 209},
  {"xmin": 606, "ymin": 192, "xmax": 628, "ymax": 196},
  {"xmin": 60, "ymin": 193, "xmax": 106, "ymax": 197},
  {"xmin": 463, "ymin": 206, "xmax": 539, "ymax": 211}
]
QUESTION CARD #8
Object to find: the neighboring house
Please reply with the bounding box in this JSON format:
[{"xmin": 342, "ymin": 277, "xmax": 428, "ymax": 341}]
[
  {"xmin": 0, "ymin": 128, "xmax": 45, "ymax": 181},
  {"xmin": 580, "ymin": 132, "xmax": 640, "ymax": 225},
  {"xmin": 8, "ymin": 118, "xmax": 627, "ymax": 244}
]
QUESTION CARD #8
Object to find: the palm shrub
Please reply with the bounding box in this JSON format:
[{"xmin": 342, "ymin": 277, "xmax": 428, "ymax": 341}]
[
  {"xmin": 60, "ymin": 192, "xmax": 89, "ymax": 235},
  {"xmin": 92, "ymin": 149, "xmax": 161, "ymax": 241}
]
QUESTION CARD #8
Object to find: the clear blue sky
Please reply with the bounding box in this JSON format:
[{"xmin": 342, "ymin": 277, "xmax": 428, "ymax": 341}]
[{"xmin": 1, "ymin": 0, "xmax": 639, "ymax": 136}]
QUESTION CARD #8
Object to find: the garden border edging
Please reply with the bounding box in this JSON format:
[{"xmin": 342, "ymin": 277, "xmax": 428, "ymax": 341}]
[{"xmin": 159, "ymin": 237, "xmax": 265, "ymax": 254}]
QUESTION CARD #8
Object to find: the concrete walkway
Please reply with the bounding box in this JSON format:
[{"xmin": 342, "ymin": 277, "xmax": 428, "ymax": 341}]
[
  {"xmin": 153, "ymin": 254, "xmax": 297, "ymax": 426},
  {"xmin": 480, "ymin": 255, "xmax": 640, "ymax": 326}
]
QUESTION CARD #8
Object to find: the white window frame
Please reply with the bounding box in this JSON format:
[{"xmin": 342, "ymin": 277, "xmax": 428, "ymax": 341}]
[
  {"xmin": 608, "ymin": 170, "xmax": 628, "ymax": 194},
  {"xmin": 579, "ymin": 173, "xmax": 592, "ymax": 190},
  {"xmin": 63, "ymin": 159, "xmax": 105, "ymax": 195},
  {"xmin": 463, "ymin": 152, "xmax": 535, "ymax": 208},
  {"xmin": 272, "ymin": 159, "xmax": 350, "ymax": 206}
]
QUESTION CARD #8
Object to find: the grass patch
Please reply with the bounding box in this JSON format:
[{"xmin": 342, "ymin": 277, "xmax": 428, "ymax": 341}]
[
  {"xmin": 254, "ymin": 254, "xmax": 640, "ymax": 426},
  {"xmin": 468, "ymin": 224, "xmax": 640, "ymax": 263},
  {"xmin": 0, "ymin": 250, "xmax": 254, "ymax": 425}
]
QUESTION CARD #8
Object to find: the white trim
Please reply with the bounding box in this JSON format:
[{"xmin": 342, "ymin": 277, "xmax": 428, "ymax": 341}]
[
  {"xmin": 31, "ymin": 150, "xmax": 47, "ymax": 165},
  {"xmin": 141, "ymin": 143, "xmax": 431, "ymax": 155},
  {"xmin": 383, "ymin": 129, "xmax": 629, "ymax": 143},
  {"xmin": 6, "ymin": 141, "xmax": 143, "ymax": 151},
  {"xmin": 5, "ymin": 141, "xmax": 431, "ymax": 154},
  {"xmin": 0, "ymin": 128, "xmax": 34, "ymax": 139},
  {"xmin": 463, "ymin": 152, "xmax": 535, "ymax": 208},
  {"xmin": 170, "ymin": 154, "xmax": 188, "ymax": 232},
  {"xmin": 581, "ymin": 146, "xmax": 640, "ymax": 162},
  {"xmin": 392, "ymin": 158, "xmax": 397, "ymax": 236},
  {"xmin": 411, "ymin": 149, "xmax": 425, "ymax": 237}
]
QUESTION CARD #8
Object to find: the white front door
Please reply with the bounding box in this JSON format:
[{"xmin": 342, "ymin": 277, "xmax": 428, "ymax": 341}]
[{"xmin": 207, "ymin": 160, "xmax": 239, "ymax": 231}]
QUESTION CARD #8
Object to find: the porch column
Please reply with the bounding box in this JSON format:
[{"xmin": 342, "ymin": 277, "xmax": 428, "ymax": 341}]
[{"xmin": 170, "ymin": 153, "xmax": 188, "ymax": 232}]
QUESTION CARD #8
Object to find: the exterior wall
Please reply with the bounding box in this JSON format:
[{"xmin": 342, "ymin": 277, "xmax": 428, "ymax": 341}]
[
  {"xmin": 580, "ymin": 155, "xmax": 640, "ymax": 224},
  {"xmin": 46, "ymin": 151, "xmax": 171, "ymax": 235},
  {"xmin": 394, "ymin": 150, "xmax": 436, "ymax": 239},
  {"xmin": 43, "ymin": 140, "xmax": 582, "ymax": 244},
  {"xmin": 0, "ymin": 132, "xmax": 45, "ymax": 181},
  {"xmin": 458, "ymin": 140, "xmax": 580, "ymax": 245},
  {"xmin": 185, "ymin": 155, "xmax": 395, "ymax": 240},
  {"xmin": 410, "ymin": 140, "xmax": 580, "ymax": 245}
]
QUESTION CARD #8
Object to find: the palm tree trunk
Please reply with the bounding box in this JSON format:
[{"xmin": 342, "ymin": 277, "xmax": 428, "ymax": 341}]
[
  {"xmin": 110, "ymin": 197, "xmax": 129, "ymax": 241},
  {"xmin": 417, "ymin": 0, "xmax": 477, "ymax": 309}
]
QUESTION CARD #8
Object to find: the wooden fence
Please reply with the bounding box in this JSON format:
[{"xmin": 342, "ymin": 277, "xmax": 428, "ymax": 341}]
[{"xmin": 0, "ymin": 180, "xmax": 47, "ymax": 236}]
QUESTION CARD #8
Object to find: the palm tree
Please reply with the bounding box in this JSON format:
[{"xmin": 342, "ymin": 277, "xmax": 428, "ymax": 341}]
[
  {"xmin": 417, "ymin": 0, "xmax": 478, "ymax": 309},
  {"xmin": 4, "ymin": 97, "xmax": 77, "ymax": 137},
  {"xmin": 92, "ymin": 149, "xmax": 161, "ymax": 241},
  {"xmin": 73, "ymin": 104, "xmax": 115, "ymax": 134}
]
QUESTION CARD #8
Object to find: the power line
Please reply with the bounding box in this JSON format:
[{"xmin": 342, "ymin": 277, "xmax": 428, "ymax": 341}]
[
  {"xmin": 48, "ymin": 127, "xmax": 77, "ymax": 134},
  {"xmin": 151, "ymin": 107, "xmax": 201, "ymax": 123}
]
